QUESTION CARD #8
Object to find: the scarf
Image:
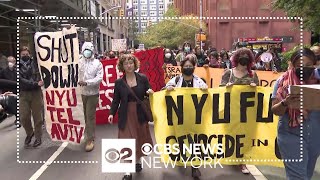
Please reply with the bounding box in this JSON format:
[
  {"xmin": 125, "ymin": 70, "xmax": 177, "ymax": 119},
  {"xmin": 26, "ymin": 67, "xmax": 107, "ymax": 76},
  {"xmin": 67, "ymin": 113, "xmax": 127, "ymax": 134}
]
[{"xmin": 276, "ymin": 68, "xmax": 318, "ymax": 127}]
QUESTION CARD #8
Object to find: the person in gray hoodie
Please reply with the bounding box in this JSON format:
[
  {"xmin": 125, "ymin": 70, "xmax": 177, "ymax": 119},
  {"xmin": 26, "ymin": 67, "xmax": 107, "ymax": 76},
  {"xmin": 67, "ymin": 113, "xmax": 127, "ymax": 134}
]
[{"xmin": 78, "ymin": 42, "xmax": 103, "ymax": 152}]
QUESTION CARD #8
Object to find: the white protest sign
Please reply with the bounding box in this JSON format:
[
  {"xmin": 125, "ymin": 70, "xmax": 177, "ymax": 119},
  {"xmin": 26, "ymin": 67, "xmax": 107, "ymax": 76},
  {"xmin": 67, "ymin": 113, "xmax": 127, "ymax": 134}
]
[
  {"xmin": 34, "ymin": 26, "xmax": 85, "ymax": 144},
  {"xmin": 111, "ymin": 39, "xmax": 127, "ymax": 51}
]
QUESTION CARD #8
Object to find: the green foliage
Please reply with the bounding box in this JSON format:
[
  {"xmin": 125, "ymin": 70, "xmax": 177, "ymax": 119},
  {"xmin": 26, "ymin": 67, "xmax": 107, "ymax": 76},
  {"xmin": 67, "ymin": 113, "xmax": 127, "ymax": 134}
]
[
  {"xmin": 137, "ymin": 6, "xmax": 207, "ymax": 49},
  {"xmin": 272, "ymin": 0, "xmax": 320, "ymax": 33},
  {"xmin": 281, "ymin": 44, "xmax": 311, "ymax": 70}
]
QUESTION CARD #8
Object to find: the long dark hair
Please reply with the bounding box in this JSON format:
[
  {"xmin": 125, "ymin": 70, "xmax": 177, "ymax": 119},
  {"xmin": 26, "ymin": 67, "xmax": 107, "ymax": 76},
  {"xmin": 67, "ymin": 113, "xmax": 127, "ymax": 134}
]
[{"xmin": 290, "ymin": 48, "xmax": 316, "ymax": 67}]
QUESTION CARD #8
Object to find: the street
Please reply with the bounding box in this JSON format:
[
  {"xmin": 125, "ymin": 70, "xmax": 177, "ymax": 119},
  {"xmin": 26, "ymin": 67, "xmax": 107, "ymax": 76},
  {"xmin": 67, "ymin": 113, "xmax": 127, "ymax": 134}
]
[{"xmin": 0, "ymin": 116, "xmax": 319, "ymax": 180}]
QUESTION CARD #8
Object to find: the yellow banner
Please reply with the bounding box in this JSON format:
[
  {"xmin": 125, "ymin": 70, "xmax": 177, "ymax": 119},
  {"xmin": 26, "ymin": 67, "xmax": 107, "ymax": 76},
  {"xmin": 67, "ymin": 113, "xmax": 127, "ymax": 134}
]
[
  {"xmin": 151, "ymin": 86, "xmax": 283, "ymax": 167},
  {"xmin": 164, "ymin": 66, "xmax": 283, "ymax": 88}
]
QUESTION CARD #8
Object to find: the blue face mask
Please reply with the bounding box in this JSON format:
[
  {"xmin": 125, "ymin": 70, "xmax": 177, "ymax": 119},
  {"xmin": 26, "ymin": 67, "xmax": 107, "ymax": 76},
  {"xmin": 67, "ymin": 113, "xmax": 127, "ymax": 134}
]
[
  {"xmin": 184, "ymin": 47, "xmax": 190, "ymax": 53},
  {"xmin": 83, "ymin": 49, "xmax": 92, "ymax": 58}
]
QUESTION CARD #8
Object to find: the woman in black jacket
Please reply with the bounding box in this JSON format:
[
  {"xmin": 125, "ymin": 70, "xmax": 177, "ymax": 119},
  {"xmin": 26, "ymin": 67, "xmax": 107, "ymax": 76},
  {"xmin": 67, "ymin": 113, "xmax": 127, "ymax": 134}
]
[{"xmin": 108, "ymin": 54, "xmax": 153, "ymax": 180}]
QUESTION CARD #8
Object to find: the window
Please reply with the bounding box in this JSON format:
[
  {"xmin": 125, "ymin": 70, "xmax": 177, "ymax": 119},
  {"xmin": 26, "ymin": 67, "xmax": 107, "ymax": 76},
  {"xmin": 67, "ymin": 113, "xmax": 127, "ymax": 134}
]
[
  {"xmin": 140, "ymin": 0, "xmax": 146, "ymax": 4},
  {"xmin": 97, "ymin": 32, "xmax": 101, "ymax": 53},
  {"xmin": 151, "ymin": 5, "xmax": 156, "ymax": 10},
  {"xmin": 101, "ymin": 7, "xmax": 105, "ymax": 23},
  {"xmin": 103, "ymin": 34, "xmax": 106, "ymax": 53},
  {"xmin": 95, "ymin": 2, "xmax": 100, "ymax": 17},
  {"xmin": 150, "ymin": 0, "xmax": 155, "ymax": 4},
  {"xmin": 134, "ymin": 11, "xmax": 138, "ymax": 16},
  {"xmin": 141, "ymin": 11, "xmax": 147, "ymax": 16},
  {"xmin": 159, "ymin": 0, "xmax": 164, "ymax": 3},
  {"xmin": 150, "ymin": 11, "xmax": 156, "ymax": 16},
  {"xmin": 133, "ymin": 0, "xmax": 138, "ymax": 4},
  {"xmin": 110, "ymin": 16, "xmax": 113, "ymax": 29},
  {"xmin": 142, "ymin": 5, "xmax": 147, "ymax": 10},
  {"xmin": 106, "ymin": 13, "xmax": 109, "ymax": 26},
  {"xmin": 159, "ymin": 11, "xmax": 164, "ymax": 16},
  {"xmin": 159, "ymin": 5, "xmax": 164, "ymax": 9}
]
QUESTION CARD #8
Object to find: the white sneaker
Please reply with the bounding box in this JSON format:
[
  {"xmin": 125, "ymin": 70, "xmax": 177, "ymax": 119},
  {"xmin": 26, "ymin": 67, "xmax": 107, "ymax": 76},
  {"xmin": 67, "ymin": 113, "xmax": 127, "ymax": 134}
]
[{"xmin": 240, "ymin": 165, "xmax": 250, "ymax": 174}]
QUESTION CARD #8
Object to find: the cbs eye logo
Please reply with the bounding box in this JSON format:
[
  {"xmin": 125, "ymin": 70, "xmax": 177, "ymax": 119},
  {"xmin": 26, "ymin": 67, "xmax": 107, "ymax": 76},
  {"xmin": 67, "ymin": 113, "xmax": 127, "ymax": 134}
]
[{"xmin": 105, "ymin": 148, "xmax": 133, "ymax": 163}]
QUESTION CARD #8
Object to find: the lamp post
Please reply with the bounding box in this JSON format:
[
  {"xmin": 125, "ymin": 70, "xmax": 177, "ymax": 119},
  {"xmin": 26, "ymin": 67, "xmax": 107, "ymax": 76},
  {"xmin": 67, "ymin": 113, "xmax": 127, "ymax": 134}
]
[{"xmin": 200, "ymin": 0, "xmax": 203, "ymax": 52}]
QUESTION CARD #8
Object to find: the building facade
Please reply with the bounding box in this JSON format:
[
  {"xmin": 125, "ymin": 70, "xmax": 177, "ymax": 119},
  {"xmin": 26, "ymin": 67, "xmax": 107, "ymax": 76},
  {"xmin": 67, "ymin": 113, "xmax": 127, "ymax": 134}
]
[
  {"xmin": 174, "ymin": 0, "xmax": 311, "ymax": 51},
  {"xmin": 95, "ymin": 0, "xmax": 129, "ymax": 54},
  {"xmin": 126, "ymin": 0, "xmax": 169, "ymax": 33},
  {"xmin": 0, "ymin": 0, "xmax": 129, "ymax": 56}
]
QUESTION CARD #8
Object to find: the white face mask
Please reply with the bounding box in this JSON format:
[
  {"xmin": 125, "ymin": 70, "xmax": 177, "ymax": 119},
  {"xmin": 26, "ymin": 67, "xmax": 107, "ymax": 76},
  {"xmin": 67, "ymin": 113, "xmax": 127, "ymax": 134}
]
[
  {"xmin": 83, "ymin": 49, "xmax": 93, "ymax": 59},
  {"xmin": 8, "ymin": 62, "xmax": 15, "ymax": 68},
  {"xmin": 165, "ymin": 53, "xmax": 171, "ymax": 59}
]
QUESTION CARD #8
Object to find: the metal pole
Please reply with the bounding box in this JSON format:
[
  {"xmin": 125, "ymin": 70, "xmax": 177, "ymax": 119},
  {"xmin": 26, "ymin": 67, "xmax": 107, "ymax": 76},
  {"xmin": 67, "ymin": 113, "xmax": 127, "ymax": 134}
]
[
  {"xmin": 200, "ymin": 0, "xmax": 203, "ymax": 52},
  {"xmin": 131, "ymin": 0, "xmax": 134, "ymax": 48}
]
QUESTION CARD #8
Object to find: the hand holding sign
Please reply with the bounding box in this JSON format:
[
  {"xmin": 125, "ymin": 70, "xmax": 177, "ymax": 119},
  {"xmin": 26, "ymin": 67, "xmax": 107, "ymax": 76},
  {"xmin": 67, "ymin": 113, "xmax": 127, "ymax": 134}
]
[
  {"xmin": 38, "ymin": 80, "xmax": 44, "ymax": 87},
  {"xmin": 108, "ymin": 115, "xmax": 113, "ymax": 124},
  {"xmin": 283, "ymin": 94, "xmax": 300, "ymax": 108},
  {"xmin": 78, "ymin": 81, "xmax": 87, "ymax": 86},
  {"xmin": 166, "ymin": 85, "xmax": 175, "ymax": 91},
  {"xmin": 250, "ymin": 82, "xmax": 257, "ymax": 87},
  {"xmin": 146, "ymin": 89, "xmax": 154, "ymax": 94}
]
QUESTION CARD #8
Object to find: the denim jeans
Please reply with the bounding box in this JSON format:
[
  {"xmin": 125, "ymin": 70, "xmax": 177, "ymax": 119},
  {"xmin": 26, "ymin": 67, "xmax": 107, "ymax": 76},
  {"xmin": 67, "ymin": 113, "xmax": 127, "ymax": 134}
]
[{"xmin": 277, "ymin": 111, "xmax": 320, "ymax": 180}]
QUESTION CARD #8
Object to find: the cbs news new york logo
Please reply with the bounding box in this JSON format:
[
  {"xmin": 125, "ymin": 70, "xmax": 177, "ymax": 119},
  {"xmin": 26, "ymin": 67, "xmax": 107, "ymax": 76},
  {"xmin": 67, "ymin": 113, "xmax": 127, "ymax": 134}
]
[{"xmin": 102, "ymin": 139, "xmax": 136, "ymax": 173}]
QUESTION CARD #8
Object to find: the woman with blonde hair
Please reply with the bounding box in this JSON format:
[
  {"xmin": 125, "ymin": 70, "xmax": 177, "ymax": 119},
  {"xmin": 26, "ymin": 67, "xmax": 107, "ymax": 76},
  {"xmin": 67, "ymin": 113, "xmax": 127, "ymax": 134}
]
[{"xmin": 108, "ymin": 54, "xmax": 154, "ymax": 180}]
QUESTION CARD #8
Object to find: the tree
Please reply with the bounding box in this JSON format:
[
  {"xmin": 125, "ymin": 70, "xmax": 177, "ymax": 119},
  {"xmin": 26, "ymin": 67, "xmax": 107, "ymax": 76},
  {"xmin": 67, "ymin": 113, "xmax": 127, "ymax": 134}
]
[
  {"xmin": 272, "ymin": 0, "xmax": 320, "ymax": 33},
  {"xmin": 137, "ymin": 6, "xmax": 207, "ymax": 49}
]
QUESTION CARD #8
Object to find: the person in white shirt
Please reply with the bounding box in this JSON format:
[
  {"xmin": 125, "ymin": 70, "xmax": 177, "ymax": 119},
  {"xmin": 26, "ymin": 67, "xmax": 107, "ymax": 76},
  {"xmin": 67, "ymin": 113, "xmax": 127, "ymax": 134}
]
[{"xmin": 78, "ymin": 42, "xmax": 103, "ymax": 152}]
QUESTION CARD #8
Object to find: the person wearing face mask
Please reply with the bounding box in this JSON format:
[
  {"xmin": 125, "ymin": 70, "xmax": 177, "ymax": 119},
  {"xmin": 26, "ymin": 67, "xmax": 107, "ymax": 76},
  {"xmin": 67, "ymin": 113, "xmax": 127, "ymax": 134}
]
[
  {"xmin": 220, "ymin": 48, "xmax": 259, "ymax": 174},
  {"xmin": 163, "ymin": 54, "xmax": 207, "ymax": 179},
  {"xmin": 194, "ymin": 45, "xmax": 207, "ymax": 67},
  {"xmin": 163, "ymin": 48, "xmax": 177, "ymax": 68},
  {"xmin": 78, "ymin": 42, "xmax": 103, "ymax": 152},
  {"xmin": 271, "ymin": 48, "xmax": 320, "ymax": 180},
  {"xmin": 175, "ymin": 42, "xmax": 193, "ymax": 66},
  {"xmin": 19, "ymin": 46, "xmax": 44, "ymax": 147},
  {"xmin": 0, "ymin": 56, "xmax": 17, "ymax": 93}
]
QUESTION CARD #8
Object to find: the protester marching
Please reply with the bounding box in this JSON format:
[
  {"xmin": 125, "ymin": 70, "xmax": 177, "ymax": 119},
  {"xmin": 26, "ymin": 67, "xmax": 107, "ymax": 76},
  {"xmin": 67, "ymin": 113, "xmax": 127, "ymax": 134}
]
[{"xmin": 1, "ymin": 24, "xmax": 320, "ymax": 180}]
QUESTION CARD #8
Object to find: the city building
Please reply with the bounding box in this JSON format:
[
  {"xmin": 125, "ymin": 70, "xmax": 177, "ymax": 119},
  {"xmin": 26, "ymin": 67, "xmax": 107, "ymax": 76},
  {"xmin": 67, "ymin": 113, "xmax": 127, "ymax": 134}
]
[
  {"xmin": 174, "ymin": 0, "xmax": 311, "ymax": 51},
  {"xmin": 126, "ymin": 0, "xmax": 169, "ymax": 33},
  {"xmin": 94, "ymin": 0, "xmax": 129, "ymax": 54},
  {"xmin": 0, "ymin": 0, "xmax": 129, "ymax": 56}
]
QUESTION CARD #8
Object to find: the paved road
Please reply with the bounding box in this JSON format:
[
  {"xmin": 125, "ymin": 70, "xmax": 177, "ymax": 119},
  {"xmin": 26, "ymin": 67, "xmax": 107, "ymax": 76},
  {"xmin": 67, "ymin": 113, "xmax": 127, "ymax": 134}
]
[{"xmin": 0, "ymin": 116, "xmax": 319, "ymax": 180}]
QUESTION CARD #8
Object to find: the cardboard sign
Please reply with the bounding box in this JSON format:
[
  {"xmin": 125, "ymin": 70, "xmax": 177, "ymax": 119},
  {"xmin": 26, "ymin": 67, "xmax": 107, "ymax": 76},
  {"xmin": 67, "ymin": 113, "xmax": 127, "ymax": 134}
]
[
  {"xmin": 111, "ymin": 39, "xmax": 127, "ymax": 51},
  {"xmin": 289, "ymin": 85, "xmax": 320, "ymax": 110}
]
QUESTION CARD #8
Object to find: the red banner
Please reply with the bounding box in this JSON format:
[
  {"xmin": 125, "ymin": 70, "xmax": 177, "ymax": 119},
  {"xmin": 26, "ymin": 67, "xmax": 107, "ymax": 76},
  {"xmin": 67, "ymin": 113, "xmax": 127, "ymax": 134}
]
[
  {"xmin": 134, "ymin": 48, "xmax": 165, "ymax": 91},
  {"xmin": 96, "ymin": 48, "xmax": 165, "ymax": 124}
]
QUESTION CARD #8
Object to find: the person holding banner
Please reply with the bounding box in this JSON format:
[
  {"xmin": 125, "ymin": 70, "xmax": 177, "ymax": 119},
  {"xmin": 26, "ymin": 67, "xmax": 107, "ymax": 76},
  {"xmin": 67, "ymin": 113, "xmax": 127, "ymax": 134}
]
[
  {"xmin": 78, "ymin": 42, "xmax": 103, "ymax": 152},
  {"xmin": 220, "ymin": 48, "xmax": 259, "ymax": 88},
  {"xmin": 19, "ymin": 46, "xmax": 44, "ymax": 147},
  {"xmin": 164, "ymin": 54, "xmax": 207, "ymax": 178},
  {"xmin": 220, "ymin": 47, "xmax": 259, "ymax": 174},
  {"xmin": 271, "ymin": 48, "xmax": 320, "ymax": 180},
  {"xmin": 108, "ymin": 54, "xmax": 153, "ymax": 180}
]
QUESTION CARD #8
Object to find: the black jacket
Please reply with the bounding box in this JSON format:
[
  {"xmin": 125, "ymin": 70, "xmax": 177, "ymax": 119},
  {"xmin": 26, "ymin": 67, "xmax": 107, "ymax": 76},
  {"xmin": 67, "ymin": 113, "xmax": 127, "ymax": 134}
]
[
  {"xmin": 0, "ymin": 66, "xmax": 17, "ymax": 93},
  {"xmin": 19, "ymin": 58, "xmax": 41, "ymax": 91},
  {"xmin": 110, "ymin": 72, "xmax": 150, "ymax": 129}
]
